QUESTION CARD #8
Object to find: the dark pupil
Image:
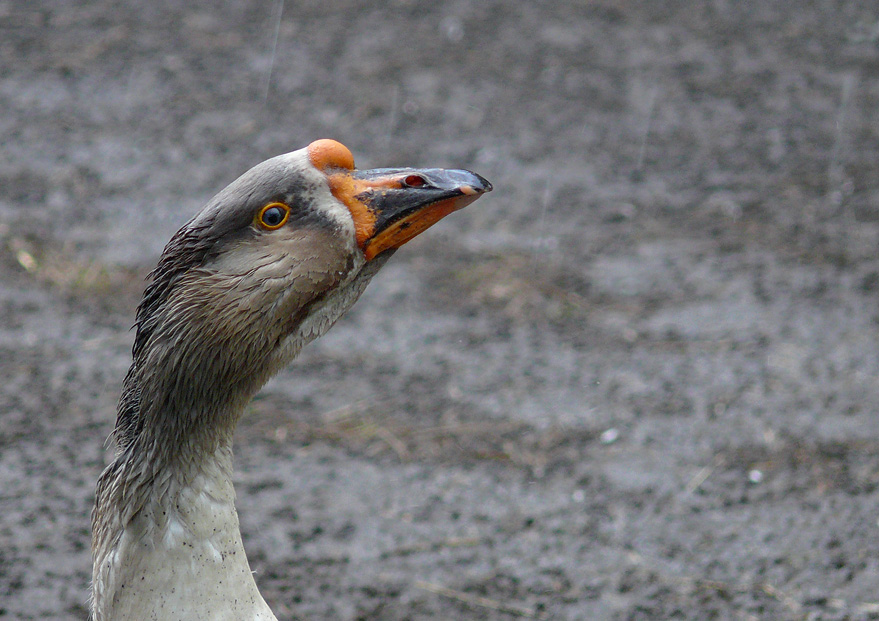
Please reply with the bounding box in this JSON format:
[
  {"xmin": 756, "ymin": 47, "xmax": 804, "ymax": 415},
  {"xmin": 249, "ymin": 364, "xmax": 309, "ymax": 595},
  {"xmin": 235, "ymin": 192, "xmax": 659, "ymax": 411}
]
[{"xmin": 263, "ymin": 207, "xmax": 284, "ymax": 226}]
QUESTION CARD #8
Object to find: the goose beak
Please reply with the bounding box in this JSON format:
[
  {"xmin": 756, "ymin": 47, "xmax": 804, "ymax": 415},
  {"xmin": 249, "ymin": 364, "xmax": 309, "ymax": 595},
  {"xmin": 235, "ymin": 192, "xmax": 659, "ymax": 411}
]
[{"xmin": 307, "ymin": 139, "xmax": 492, "ymax": 260}]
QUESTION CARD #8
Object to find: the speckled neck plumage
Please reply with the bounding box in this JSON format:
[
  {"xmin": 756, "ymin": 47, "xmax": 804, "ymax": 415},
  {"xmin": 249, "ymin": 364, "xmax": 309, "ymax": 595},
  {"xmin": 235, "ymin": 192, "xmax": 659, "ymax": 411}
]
[{"xmin": 90, "ymin": 237, "xmax": 390, "ymax": 620}]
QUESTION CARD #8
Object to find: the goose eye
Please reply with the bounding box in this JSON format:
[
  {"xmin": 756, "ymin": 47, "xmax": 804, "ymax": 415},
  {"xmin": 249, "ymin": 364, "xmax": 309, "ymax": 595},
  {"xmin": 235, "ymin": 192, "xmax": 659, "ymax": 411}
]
[{"xmin": 256, "ymin": 202, "xmax": 290, "ymax": 230}]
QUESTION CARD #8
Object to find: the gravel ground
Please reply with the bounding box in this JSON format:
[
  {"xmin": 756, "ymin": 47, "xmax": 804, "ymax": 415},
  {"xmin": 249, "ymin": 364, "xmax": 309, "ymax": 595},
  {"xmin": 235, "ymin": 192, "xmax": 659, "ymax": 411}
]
[{"xmin": 2, "ymin": 1, "xmax": 879, "ymax": 619}]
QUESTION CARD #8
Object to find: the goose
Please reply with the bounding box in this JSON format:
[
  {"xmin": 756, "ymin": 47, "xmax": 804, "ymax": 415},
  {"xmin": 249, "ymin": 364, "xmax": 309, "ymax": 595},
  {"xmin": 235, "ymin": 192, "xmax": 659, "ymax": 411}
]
[{"xmin": 90, "ymin": 139, "xmax": 491, "ymax": 620}]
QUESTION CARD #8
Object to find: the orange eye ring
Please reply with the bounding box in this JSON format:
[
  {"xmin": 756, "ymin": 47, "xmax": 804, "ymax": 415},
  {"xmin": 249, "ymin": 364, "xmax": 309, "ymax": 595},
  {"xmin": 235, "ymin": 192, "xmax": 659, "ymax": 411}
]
[{"xmin": 256, "ymin": 202, "xmax": 291, "ymax": 230}]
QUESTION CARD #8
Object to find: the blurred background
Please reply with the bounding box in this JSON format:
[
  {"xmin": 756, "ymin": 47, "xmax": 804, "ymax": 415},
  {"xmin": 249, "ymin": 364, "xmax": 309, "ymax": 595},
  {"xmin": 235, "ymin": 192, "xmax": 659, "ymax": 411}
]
[{"xmin": 3, "ymin": 1, "xmax": 879, "ymax": 619}]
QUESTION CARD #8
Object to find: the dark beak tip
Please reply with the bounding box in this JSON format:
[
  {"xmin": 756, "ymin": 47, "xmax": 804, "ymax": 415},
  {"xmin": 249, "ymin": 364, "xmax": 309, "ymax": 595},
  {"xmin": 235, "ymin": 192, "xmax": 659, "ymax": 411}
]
[{"xmin": 473, "ymin": 172, "xmax": 492, "ymax": 193}]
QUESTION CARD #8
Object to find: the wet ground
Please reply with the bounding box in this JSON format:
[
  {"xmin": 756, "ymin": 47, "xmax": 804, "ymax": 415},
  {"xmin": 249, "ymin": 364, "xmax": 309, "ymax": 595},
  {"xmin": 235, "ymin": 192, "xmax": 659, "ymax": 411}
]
[{"xmin": 3, "ymin": 1, "xmax": 879, "ymax": 619}]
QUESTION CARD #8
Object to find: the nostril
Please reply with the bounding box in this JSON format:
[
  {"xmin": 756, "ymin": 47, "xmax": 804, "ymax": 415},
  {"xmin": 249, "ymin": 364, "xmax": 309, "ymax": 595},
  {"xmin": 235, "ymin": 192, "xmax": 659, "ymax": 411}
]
[{"xmin": 403, "ymin": 174, "xmax": 427, "ymax": 187}]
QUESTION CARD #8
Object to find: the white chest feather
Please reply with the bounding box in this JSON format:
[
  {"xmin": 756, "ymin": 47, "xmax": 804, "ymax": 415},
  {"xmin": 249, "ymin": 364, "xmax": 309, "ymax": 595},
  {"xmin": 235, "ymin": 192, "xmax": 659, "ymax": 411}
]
[{"xmin": 94, "ymin": 456, "xmax": 276, "ymax": 621}]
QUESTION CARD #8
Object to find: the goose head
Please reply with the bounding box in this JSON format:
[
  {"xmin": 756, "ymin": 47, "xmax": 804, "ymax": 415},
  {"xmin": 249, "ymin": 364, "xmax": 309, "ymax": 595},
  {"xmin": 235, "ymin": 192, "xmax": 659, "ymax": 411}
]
[{"xmin": 112, "ymin": 138, "xmax": 491, "ymax": 461}]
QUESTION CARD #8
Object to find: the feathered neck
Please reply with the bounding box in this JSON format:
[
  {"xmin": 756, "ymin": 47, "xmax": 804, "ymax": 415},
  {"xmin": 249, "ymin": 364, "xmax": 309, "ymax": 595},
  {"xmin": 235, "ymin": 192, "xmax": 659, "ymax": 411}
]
[
  {"xmin": 90, "ymin": 265, "xmax": 283, "ymax": 620},
  {"xmin": 91, "ymin": 349, "xmax": 277, "ymax": 621}
]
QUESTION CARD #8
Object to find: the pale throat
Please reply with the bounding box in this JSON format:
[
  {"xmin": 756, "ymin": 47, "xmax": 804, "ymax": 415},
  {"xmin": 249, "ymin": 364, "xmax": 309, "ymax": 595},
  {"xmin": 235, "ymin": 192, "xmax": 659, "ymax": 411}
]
[
  {"xmin": 95, "ymin": 409, "xmax": 275, "ymax": 620},
  {"xmin": 108, "ymin": 399, "xmax": 248, "ymax": 559}
]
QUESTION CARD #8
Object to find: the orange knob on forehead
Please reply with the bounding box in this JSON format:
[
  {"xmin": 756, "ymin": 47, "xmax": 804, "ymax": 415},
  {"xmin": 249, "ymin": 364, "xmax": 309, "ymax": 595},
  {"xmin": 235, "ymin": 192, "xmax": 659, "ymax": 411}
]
[{"xmin": 307, "ymin": 139, "xmax": 355, "ymax": 172}]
